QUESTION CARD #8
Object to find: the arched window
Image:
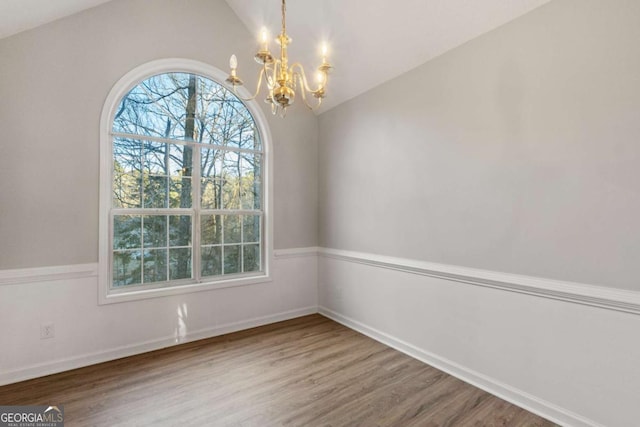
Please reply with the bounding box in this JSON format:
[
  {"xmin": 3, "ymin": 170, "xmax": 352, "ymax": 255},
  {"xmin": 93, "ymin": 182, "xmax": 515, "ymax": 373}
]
[{"xmin": 99, "ymin": 60, "xmax": 271, "ymax": 304}]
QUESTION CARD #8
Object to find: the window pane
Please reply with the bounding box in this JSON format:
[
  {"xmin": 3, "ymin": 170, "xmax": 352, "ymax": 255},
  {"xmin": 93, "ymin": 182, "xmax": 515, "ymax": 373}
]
[
  {"xmin": 221, "ymin": 151, "xmax": 241, "ymax": 209},
  {"xmin": 143, "ymin": 142, "xmax": 168, "ymax": 175},
  {"xmin": 113, "ymin": 73, "xmax": 192, "ymax": 140},
  {"xmin": 224, "ymin": 245, "xmax": 240, "ymax": 274},
  {"xmin": 197, "ymin": 77, "xmax": 260, "ymax": 151},
  {"xmin": 240, "ymin": 153, "xmax": 262, "ymax": 210},
  {"xmin": 143, "ymin": 249, "xmax": 167, "ymax": 283},
  {"xmin": 201, "ymin": 147, "xmax": 222, "ymax": 176},
  {"xmin": 143, "ymin": 215, "xmax": 167, "ymax": 248},
  {"xmin": 113, "ymin": 138, "xmax": 142, "ymax": 208},
  {"xmin": 243, "ymin": 244, "xmax": 260, "ymax": 272},
  {"xmin": 201, "ymin": 178, "xmax": 222, "ymax": 209},
  {"xmin": 143, "ymin": 176, "xmax": 168, "ymax": 208},
  {"xmin": 201, "ymin": 146, "xmax": 223, "ymax": 209},
  {"xmin": 169, "ymin": 215, "xmax": 191, "ymax": 247},
  {"xmin": 169, "ymin": 144, "xmax": 190, "ymax": 177},
  {"xmin": 196, "ymin": 76, "xmax": 227, "ymax": 146},
  {"xmin": 252, "ymin": 131, "xmax": 262, "ymax": 152},
  {"xmin": 235, "ymin": 124, "xmax": 260, "ymax": 151},
  {"xmin": 169, "ymin": 248, "xmax": 192, "ymax": 280},
  {"xmin": 113, "ymin": 138, "xmax": 142, "ymax": 169},
  {"xmin": 113, "ymin": 215, "xmax": 141, "ymax": 249},
  {"xmin": 201, "ymin": 215, "xmax": 222, "ymax": 245},
  {"xmin": 242, "ymin": 215, "xmax": 260, "ymax": 243},
  {"xmin": 201, "ymin": 246, "xmax": 222, "ymax": 277},
  {"xmin": 240, "ymin": 153, "xmax": 261, "ymax": 174},
  {"xmin": 169, "ymin": 177, "xmax": 191, "ymax": 208},
  {"xmin": 222, "ymin": 179, "xmax": 240, "ymax": 210},
  {"xmin": 223, "ymin": 215, "xmax": 241, "ymax": 244},
  {"xmin": 134, "ymin": 142, "xmax": 193, "ymax": 209},
  {"xmin": 113, "ymin": 251, "xmax": 142, "ymax": 286},
  {"xmin": 113, "ymin": 172, "xmax": 141, "ymax": 209}
]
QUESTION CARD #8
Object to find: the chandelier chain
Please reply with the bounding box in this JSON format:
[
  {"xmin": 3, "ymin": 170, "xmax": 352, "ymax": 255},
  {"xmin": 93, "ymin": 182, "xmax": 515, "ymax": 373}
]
[{"xmin": 281, "ymin": 0, "xmax": 286, "ymax": 36}]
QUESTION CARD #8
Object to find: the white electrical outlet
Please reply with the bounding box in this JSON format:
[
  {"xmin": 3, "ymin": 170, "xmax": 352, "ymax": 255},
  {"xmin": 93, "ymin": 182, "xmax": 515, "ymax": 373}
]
[{"xmin": 41, "ymin": 322, "xmax": 55, "ymax": 339}]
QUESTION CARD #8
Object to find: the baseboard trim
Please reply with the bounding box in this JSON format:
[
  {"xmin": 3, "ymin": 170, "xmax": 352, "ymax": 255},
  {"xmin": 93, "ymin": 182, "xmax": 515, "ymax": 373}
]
[
  {"xmin": 0, "ymin": 263, "xmax": 98, "ymax": 287},
  {"xmin": 319, "ymin": 248, "xmax": 640, "ymax": 316},
  {"xmin": 0, "ymin": 306, "xmax": 317, "ymax": 386},
  {"xmin": 318, "ymin": 306, "xmax": 602, "ymax": 427}
]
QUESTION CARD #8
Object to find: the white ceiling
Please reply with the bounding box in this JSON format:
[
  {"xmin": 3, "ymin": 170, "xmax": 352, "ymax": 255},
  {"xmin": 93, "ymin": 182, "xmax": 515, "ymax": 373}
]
[
  {"xmin": 0, "ymin": 0, "xmax": 552, "ymax": 113},
  {"xmin": 0, "ymin": 0, "xmax": 113, "ymax": 39},
  {"xmin": 226, "ymin": 0, "xmax": 552, "ymax": 113}
]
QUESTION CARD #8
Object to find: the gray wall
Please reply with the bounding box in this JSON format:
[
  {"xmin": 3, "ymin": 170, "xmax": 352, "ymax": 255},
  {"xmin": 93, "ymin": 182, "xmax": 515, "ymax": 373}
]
[
  {"xmin": 319, "ymin": 0, "xmax": 640, "ymax": 291},
  {"xmin": 0, "ymin": 0, "xmax": 318, "ymax": 269}
]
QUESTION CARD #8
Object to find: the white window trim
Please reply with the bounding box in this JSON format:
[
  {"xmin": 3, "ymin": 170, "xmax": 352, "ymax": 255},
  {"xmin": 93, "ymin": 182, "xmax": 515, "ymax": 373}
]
[{"xmin": 98, "ymin": 58, "xmax": 273, "ymax": 305}]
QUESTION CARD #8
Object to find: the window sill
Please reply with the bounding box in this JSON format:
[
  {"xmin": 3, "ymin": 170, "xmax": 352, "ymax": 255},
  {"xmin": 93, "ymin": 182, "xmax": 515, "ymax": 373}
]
[{"xmin": 98, "ymin": 273, "xmax": 272, "ymax": 305}]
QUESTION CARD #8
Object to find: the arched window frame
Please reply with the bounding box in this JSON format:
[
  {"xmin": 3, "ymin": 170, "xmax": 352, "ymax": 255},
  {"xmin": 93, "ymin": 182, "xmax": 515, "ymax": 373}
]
[{"xmin": 98, "ymin": 58, "xmax": 273, "ymax": 305}]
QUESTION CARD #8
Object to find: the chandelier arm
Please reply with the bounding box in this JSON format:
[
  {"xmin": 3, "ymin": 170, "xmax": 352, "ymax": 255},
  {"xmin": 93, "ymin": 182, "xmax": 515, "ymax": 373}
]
[
  {"xmin": 294, "ymin": 71, "xmax": 323, "ymax": 110},
  {"xmin": 301, "ymin": 88, "xmax": 323, "ymax": 110},
  {"xmin": 290, "ymin": 63, "xmax": 325, "ymax": 94},
  {"xmin": 233, "ymin": 67, "xmax": 267, "ymax": 101},
  {"xmin": 264, "ymin": 60, "xmax": 279, "ymax": 89}
]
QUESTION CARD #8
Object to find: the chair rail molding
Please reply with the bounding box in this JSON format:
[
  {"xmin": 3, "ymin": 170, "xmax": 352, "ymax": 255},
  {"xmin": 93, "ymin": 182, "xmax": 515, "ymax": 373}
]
[
  {"xmin": 274, "ymin": 247, "xmax": 321, "ymax": 259},
  {"xmin": 0, "ymin": 263, "xmax": 98, "ymax": 286},
  {"xmin": 318, "ymin": 247, "xmax": 640, "ymax": 316}
]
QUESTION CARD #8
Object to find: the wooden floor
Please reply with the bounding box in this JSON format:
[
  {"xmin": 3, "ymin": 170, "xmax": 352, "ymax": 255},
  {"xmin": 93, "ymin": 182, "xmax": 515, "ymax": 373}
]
[{"xmin": 0, "ymin": 315, "xmax": 555, "ymax": 426}]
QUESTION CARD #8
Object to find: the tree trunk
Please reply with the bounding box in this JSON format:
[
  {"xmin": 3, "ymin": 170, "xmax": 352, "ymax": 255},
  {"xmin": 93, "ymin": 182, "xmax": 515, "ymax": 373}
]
[{"xmin": 177, "ymin": 75, "xmax": 196, "ymax": 278}]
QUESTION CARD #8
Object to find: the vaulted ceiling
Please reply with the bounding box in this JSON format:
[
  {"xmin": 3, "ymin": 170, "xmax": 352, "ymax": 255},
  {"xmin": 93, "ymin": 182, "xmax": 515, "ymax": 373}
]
[
  {"xmin": 0, "ymin": 0, "xmax": 551, "ymax": 113},
  {"xmin": 0, "ymin": 0, "xmax": 113, "ymax": 40}
]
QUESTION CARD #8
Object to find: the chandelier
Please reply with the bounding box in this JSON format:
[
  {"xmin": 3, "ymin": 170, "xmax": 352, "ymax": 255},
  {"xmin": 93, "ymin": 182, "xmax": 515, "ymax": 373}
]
[{"xmin": 226, "ymin": 0, "xmax": 332, "ymax": 117}]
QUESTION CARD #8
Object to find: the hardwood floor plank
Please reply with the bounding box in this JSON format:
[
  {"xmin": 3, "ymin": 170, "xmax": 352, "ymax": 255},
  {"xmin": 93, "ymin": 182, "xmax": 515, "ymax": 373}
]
[{"xmin": 0, "ymin": 314, "xmax": 556, "ymax": 426}]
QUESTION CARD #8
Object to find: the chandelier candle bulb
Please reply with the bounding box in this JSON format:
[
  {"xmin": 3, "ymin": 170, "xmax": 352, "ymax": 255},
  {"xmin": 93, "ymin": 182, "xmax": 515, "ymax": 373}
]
[
  {"xmin": 260, "ymin": 28, "xmax": 269, "ymax": 50},
  {"xmin": 225, "ymin": 54, "xmax": 243, "ymax": 86}
]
